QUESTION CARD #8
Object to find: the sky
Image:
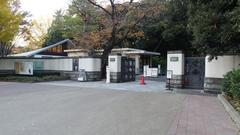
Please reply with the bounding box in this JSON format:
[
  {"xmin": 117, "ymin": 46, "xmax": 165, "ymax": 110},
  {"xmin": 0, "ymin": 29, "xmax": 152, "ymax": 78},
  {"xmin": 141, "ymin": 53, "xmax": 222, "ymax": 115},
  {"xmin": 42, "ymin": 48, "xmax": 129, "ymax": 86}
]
[
  {"xmin": 20, "ymin": 0, "xmax": 71, "ymax": 20},
  {"xmin": 20, "ymin": 0, "xmax": 137, "ymax": 20}
]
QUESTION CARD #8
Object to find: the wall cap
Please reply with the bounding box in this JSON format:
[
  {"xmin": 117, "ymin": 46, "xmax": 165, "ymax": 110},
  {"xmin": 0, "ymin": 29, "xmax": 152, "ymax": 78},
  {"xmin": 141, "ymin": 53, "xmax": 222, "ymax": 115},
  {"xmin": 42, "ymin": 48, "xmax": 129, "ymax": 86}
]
[{"xmin": 167, "ymin": 50, "xmax": 184, "ymax": 54}]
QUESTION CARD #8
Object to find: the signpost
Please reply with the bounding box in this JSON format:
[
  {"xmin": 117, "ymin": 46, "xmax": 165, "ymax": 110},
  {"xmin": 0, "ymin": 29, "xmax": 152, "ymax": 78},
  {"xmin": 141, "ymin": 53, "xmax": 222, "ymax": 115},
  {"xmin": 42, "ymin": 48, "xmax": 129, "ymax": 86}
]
[{"xmin": 166, "ymin": 70, "xmax": 173, "ymax": 91}]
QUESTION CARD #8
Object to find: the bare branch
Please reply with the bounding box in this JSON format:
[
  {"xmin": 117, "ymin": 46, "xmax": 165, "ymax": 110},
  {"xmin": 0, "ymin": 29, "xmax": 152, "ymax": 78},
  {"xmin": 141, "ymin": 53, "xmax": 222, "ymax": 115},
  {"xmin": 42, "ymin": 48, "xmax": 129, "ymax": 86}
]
[{"xmin": 87, "ymin": 0, "xmax": 112, "ymax": 16}]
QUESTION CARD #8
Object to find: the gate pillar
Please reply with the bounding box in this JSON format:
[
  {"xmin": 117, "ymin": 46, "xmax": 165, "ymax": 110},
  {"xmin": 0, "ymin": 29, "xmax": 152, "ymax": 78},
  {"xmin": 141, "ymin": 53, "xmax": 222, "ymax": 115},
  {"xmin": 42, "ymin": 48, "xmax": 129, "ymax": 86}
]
[
  {"xmin": 108, "ymin": 54, "xmax": 135, "ymax": 83},
  {"xmin": 167, "ymin": 51, "xmax": 185, "ymax": 88}
]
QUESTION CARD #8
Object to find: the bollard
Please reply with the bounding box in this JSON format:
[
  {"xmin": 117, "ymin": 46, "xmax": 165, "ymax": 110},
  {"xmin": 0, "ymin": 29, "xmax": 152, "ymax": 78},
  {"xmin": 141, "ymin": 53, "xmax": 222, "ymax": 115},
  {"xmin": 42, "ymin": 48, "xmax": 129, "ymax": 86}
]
[
  {"xmin": 140, "ymin": 75, "xmax": 145, "ymax": 85},
  {"xmin": 106, "ymin": 66, "xmax": 110, "ymax": 83}
]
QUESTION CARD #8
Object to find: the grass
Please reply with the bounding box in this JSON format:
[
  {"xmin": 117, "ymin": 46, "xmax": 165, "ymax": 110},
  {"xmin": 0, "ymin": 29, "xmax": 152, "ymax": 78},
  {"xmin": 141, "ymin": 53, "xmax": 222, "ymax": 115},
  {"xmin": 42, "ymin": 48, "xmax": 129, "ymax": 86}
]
[{"xmin": 0, "ymin": 75, "xmax": 69, "ymax": 83}]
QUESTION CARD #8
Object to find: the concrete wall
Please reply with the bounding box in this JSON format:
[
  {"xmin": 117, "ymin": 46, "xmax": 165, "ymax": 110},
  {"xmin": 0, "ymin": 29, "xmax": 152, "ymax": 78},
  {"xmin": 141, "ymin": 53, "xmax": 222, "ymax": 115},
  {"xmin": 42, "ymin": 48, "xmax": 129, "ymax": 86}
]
[
  {"xmin": 204, "ymin": 55, "xmax": 240, "ymax": 93},
  {"xmin": 205, "ymin": 55, "xmax": 240, "ymax": 78},
  {"xmin": 0, "ymin": 58, "xmax": 73, "ymax": 71},
  {"xmin": 167, "ymin": 51, "xmax": 185, "ymax": 88},
  {"xmin": 108, "ymin": 55, "xmax": 121, "ymax": 73},
  {"xmin": 167, "ymin": 52, "xmax": 184, "ymax": 75},
  {"xmin": 78, "ymin": 58, "xmax": 101, "ymax": 72},
  {"xmin": 43, "ymin": 59, "xmax": 73, "ymax": 71}
]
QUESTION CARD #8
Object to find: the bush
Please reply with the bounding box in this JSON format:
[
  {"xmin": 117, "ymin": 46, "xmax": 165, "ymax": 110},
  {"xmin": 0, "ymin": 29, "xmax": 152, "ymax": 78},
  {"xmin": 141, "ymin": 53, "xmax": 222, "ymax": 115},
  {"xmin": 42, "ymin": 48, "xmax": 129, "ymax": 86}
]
[{"xmin": 222, "ymin": 69, "xmax": 240, "ymax": 100}]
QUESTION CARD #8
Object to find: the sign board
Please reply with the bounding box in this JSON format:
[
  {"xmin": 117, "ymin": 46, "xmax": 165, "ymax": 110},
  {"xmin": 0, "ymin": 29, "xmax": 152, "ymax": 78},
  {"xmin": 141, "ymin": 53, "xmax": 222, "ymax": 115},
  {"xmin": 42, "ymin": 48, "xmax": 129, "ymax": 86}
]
[
  {"xmin": 170, "ymin": 57, "xmax": 179, "ymax": 62},
  {"xmin": 167, "ymin": 70, "xmax": 173, "ymax": 79},
  {"xmin": 110, "ymin": 58, "xmax": 115, "ymax": 62},
  {"xmin": 150, "ymin": 68, "xmax": 158, "ymax": 77},
  {"xmin": 145, "ymin": 66, "xmax": 158, "ymax": 78},
  {"xmin": 15, "ymin": 62, "xmax": 33, "ymax": 75}
]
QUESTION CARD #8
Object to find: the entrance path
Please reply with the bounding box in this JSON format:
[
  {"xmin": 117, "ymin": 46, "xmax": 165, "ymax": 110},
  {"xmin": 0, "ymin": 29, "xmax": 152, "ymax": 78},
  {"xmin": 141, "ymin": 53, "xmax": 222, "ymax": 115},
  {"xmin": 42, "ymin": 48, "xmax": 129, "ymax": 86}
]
[
  {"xmin": 0, "ymin": 82, "xmax": 238, "ymax": 135},
  {"xmin": 39, "ymin": 80, "xmax": 166, "ymax": 92}
]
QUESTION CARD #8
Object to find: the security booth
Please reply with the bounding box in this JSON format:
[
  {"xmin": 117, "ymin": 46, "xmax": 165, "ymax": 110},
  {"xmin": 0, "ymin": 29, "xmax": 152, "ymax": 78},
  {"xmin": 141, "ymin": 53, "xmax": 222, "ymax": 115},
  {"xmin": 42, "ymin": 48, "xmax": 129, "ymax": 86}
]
[{"xmin": 108, "ymin": 54, "xmax": 135, "ymax": 83}]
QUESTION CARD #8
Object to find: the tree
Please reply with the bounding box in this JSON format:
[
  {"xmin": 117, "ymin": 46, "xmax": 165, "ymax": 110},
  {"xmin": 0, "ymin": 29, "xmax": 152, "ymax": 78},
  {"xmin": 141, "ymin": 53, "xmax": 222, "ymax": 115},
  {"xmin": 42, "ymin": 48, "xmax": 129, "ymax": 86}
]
[
  {"xmin": 0, "ymin": 0, "xmax": 26, "ymax": 57},
  {"xmin": 44, "ymin": 10, "xmax": 66, "ymax": 46},
  {"xmin": 70, "ymin": 0, "xmax": 164, "ymax": 75},
  {"xmin": 188, "ymin": 0, "xmax": 240, "ymax": 56},
  {"xmin": 23, "ymin": 19, "xmax": 50, "ymax": 50}
]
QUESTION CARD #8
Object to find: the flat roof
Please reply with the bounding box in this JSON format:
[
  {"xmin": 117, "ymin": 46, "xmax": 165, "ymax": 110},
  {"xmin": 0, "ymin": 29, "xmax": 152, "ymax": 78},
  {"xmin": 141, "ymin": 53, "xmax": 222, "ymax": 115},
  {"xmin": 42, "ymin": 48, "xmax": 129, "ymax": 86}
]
[{"xmin": 65, "ymin": 48, "xmax": 160, "ymax": 56}]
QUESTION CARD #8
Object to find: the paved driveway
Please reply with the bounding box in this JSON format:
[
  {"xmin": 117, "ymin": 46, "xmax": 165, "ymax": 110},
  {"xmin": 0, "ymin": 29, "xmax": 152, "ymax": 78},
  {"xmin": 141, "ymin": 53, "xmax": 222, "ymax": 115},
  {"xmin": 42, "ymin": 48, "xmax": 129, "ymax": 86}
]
[
  {"xmin": 0, "ymin": 82, "xmax": 238, "ymax": 135},
  {"xmin": 40, "ymin": 80, "xmax": 166, "ymax": 92}
]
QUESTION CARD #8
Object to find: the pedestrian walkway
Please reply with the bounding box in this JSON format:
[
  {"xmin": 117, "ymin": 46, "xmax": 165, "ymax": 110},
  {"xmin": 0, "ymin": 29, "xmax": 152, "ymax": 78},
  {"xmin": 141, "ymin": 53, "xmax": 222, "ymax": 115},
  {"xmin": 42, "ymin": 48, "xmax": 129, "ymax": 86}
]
[{"xmin": 167, "ymin": 95, "xmax": 239, "ymax": 135}]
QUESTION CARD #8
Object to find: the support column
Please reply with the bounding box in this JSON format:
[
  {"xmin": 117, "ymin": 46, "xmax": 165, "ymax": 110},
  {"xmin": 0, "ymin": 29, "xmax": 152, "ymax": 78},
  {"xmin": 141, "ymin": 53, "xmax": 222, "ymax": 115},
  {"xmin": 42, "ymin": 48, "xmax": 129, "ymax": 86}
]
[
  {"xmin": 135, "ymin": 55, "xmax": 140, "ymax": 74},
  {"xmin": 166, "ymin": 51, "xmax": 185, "ymax": 88}
]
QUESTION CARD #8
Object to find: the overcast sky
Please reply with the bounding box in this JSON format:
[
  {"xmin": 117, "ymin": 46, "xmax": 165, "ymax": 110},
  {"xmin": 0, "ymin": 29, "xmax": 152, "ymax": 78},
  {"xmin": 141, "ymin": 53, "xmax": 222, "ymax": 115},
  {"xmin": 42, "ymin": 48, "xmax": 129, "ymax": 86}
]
[
  {"xmin": 20, "ymin": 0, "xmax": 135, "ymax": 19},
  {"xmin": 20, "ymin": 0, "xmax": 71, "ymax": 19}
]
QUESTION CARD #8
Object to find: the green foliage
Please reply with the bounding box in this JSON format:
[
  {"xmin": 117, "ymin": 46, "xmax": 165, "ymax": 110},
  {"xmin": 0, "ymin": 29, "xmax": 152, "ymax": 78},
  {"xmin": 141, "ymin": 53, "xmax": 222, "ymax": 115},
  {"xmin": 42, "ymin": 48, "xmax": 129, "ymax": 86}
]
[
  {"xmin": 42, "ymin": 0, "xmax": 240, "ymax": 57},
  {"xmin": 188, "ymin": 0, "xmax": 240, "ymax": 56},
  {"xmin": 0, "ymin": 0, "xmax": 23, "ymax": 42},
  {"xmin": 44, "ymin": 10, "xmax": 66, "ymax": 46},
  {"xmin": 222, "ymin": 69, "xmax": 240, "ymax": 100},
  {"xmin": 0, "ymin": 0, "xmax": 28, "ymax": 57}
]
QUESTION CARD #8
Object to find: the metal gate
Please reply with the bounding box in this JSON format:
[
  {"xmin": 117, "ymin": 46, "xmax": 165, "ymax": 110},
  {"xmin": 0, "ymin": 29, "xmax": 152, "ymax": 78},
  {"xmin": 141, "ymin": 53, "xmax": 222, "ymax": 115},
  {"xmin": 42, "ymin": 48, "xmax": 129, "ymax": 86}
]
[
  {"xmin": 184, "ymin": 57, "xmax": 205, "ymax": 89},
  {"xmin": 121, "ymin": 57, "xmax": 135, "ymax": 82}
]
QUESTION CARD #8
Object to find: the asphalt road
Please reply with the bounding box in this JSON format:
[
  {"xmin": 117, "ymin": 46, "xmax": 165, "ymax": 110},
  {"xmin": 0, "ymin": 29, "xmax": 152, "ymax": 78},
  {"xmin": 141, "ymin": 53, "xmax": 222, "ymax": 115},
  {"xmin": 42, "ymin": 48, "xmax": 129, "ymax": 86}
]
[
  {"xmin": 0, "ymin": 83, "xmax": 186, "ymax": 135},
  {"xmin": 1, "ymin": 82, "xmax": 239, "ymax": 135}
]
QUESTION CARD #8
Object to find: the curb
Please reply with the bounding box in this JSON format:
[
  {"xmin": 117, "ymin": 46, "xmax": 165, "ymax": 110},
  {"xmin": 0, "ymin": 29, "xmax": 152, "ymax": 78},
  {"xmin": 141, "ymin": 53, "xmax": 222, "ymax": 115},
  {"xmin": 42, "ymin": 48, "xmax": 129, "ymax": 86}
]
[{"xmin": 218, "ymin": 94, "xmax": 240, "ymax": 129}]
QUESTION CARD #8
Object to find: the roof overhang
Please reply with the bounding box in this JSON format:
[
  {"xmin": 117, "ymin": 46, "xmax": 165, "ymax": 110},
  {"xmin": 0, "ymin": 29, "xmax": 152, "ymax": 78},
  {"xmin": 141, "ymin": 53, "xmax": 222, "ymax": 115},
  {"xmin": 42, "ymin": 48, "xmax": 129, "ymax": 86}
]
[{"xmin": 8, "ymin": 39, "xmax": 74, "ymax": 57}]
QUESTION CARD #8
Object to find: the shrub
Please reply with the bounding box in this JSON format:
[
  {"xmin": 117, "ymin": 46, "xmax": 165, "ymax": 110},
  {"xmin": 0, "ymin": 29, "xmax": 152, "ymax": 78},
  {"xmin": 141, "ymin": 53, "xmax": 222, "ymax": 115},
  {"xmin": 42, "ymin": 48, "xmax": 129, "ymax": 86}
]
[{"xmin": 222, "ymin": 69, "xmax": 240, "ymax": 100}]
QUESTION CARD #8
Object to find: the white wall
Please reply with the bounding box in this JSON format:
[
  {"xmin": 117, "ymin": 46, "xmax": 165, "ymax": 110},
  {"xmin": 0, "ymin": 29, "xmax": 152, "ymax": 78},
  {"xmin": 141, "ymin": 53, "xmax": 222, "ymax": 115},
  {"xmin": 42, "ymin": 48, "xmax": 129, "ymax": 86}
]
[
  {"xmin": 0, "ymin": 58, "xmax": 73, "ymax": 71},
  {"xmin": 108, "ymin": 55, "xmax": 121, "ymax": 72},
  {"xmin": 205, "ymin": 55, "xmax": 240, "ymax": 78},
  {"xmin": 0, "ymin": 59, "xmax": 15, "ymax": 70},
  {"xmin": 43, "ymin": 59, "xmax": 73, "ymax": 71},
  {"xmin": 78, "ymin": 58, "xmax": 101, "ymax": 72},
  {"xmin": 167, "ymin": 52, "xmax": 184, "ymax": 75}
]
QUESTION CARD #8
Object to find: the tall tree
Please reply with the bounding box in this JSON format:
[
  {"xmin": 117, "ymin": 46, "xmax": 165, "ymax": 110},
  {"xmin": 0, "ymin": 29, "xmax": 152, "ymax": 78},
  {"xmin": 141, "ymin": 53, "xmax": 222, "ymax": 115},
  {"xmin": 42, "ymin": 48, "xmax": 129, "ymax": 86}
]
[
  {"xmin": 188, "ymin": 0, "xmax": 240, "ymax": 56},
  {"xmin": 23, "ymin": 19, "xmax": 51, "ymax": 50},
  {"xmin": 44, "ymin": 10, "xmax": 67, "ymax": 46},
  {"xmin": 71, "ymin": 0, "xmax": 162, "ymax": 74},
  {"xmin": 0, "ymin": 0, "xmax": 27, "ymax": 57}
]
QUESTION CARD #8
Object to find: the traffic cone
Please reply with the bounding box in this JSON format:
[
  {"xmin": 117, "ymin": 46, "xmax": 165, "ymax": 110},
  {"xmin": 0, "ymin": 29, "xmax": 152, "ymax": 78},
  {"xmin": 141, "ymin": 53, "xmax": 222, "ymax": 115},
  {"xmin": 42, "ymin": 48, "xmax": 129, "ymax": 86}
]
[{"xmin": 140, "ymin": 75, "xmax": 145, "ymax": 85}]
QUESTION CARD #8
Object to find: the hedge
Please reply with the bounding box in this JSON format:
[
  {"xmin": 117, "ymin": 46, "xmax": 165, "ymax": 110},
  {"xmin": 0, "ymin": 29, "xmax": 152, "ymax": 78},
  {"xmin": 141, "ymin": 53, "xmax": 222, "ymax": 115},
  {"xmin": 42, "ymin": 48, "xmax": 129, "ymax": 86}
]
[{"xmin": 222, "ymin": 69, "xmax": 240, "ymax": 100}]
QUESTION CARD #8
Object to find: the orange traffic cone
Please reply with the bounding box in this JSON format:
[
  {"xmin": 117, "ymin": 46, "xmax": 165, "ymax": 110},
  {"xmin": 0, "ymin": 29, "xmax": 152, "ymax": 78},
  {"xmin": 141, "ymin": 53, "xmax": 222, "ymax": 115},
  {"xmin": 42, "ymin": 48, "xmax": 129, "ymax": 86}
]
[{"xmin": 140, "ymin": 75, "xmax": 145, "ymax": 85}]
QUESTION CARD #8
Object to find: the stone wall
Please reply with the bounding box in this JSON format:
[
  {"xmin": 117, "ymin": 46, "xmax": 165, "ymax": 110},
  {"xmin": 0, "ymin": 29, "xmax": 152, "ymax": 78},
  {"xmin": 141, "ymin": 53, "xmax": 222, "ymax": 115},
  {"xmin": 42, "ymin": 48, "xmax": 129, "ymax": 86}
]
[
  {"xmin": 61, "ymin": 71, "xmax": 101, "ymax": 81},
  {"xmin": 166, "ymin": 75, "xmax": 184, "ymax": 88},
  {"xmin": 110, "ymin": 72, "xmax": 122, "ymax": 83},
  {"xmin": 204, "ymin": 77, "xmax": 222, "ymax": 93}
]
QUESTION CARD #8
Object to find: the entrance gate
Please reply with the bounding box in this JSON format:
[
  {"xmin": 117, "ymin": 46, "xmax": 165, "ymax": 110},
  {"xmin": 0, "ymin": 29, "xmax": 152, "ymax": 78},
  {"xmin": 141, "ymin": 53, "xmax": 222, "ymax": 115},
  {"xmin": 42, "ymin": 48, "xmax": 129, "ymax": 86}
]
[
  {"xmin": 184, "ymin": 57, "xmax": 205, "ymax": 89},
  {"xmin": 121, "ymin": 57, "xmax": 135, "ymax": 82}
]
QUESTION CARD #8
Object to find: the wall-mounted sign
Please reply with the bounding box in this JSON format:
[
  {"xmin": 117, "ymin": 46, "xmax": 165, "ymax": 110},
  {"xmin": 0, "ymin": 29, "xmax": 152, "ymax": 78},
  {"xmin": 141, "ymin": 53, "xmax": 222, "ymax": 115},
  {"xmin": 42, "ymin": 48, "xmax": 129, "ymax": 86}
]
[
  {"xmin": 167, "ymin": 70, "xmax": 173, "ymax": 79},
  {"xmin": 170, "ymin": 57, "xmax": 179, "ymax": 62},
  {"xmin": 110, "ymin": 58, "xmax": 115, "ymax": 62},
  {"xmin": 15, "ymin": 62, "xmax": 33, "ymax": 75}
]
